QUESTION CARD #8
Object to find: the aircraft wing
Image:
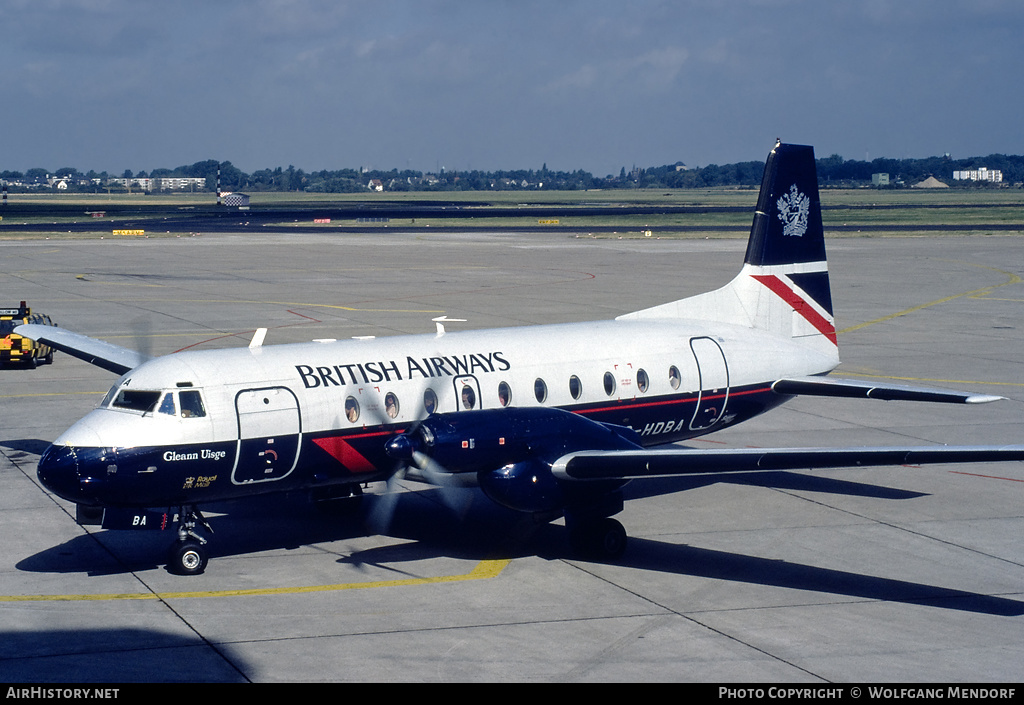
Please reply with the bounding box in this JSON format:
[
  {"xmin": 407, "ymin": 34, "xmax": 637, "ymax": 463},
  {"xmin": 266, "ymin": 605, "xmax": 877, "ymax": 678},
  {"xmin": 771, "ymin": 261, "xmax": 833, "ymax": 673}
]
[
  {"xmin": 772, "ymin": 376, "xmax": 1003, "ymax": 404},
  {"xmin": 15, "ymin": 324, "xmax": 148, "ymax": 375},
  {"xmin": 553, "ymin": 444, "xmax": 1024, "ymax": 482}
]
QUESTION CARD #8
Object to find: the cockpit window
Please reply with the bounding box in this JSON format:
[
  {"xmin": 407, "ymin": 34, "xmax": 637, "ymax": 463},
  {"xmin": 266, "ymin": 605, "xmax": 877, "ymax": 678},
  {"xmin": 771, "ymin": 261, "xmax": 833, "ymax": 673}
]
[
  {"xmin": 100, "ymin": 383, "xmax": 120, "ymax": 408},
  {"xmin": 111, "ymin": 389, "xmax": 161, "ymax": 413},
  {"xmin": 179, "ymin": 390, "xmax": 206, "ymax": 418},
  {"xmin": 158, "ymin": 393, "xmax": 176, "ymax": 416}
]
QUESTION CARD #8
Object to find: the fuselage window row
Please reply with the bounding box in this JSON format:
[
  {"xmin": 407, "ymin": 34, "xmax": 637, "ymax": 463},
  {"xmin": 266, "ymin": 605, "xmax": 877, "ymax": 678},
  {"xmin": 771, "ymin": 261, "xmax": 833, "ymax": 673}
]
[{"xmin": 335, "ymin": 364, "xmax": 687, "ymax": 427}]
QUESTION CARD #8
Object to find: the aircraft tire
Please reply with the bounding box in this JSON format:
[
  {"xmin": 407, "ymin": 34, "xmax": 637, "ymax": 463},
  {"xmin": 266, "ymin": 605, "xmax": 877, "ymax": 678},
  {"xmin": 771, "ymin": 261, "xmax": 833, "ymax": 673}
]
[
  {"xmin": 168, "ymin": 540, "xmax": 208, "ymax": 576},
  {"xmin": 593, "ymin": 517, "xmax": 628, "ymax": 559},
  {"xmin": 569, "ymin": 517, "xmax": 628, "ymax": 560}
]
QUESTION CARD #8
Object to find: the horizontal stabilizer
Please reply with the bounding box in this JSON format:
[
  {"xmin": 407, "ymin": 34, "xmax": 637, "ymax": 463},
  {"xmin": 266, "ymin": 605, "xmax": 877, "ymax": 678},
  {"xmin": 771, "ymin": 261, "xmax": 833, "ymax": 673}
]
[
  {"xmin": 553, "ymin": 445, "xmax": 1024, "ymax": 482},
  {"xmin": 772, "ymin": 376, "xmax": 1003, "ymax": 404},
  {"xmin": 15, "ymin": 324, "xmax": 148, "ymax": 375}
]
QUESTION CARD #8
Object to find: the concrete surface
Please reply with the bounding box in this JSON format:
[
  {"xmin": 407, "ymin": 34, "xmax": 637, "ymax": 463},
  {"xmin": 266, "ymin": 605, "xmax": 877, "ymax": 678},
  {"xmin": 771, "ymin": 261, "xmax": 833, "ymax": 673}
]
[{"xmin": 1, "ymin": 230, "xmax": 1022, "ymax": 682}]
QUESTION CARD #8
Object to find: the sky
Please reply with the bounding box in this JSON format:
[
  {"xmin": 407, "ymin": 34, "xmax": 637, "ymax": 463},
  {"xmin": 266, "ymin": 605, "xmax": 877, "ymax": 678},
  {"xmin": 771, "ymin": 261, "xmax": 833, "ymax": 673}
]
[{"xmin": 2, "ymin": 0, "xmax": 1023, "ymax": 178}]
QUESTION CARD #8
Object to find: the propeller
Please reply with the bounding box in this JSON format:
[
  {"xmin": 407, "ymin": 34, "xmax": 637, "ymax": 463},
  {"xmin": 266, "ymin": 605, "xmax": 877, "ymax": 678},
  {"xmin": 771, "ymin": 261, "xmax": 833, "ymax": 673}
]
[
  {"xmin": 362, "ymin": 396, "xmax": 415, "ymax": 533},
  {"xmin": 131, "ymin": 315, "xmax": 154, "ymax": 363},
  {"xmin": 365, "ymin": 385, "xmax": 473, "ymax": 532},
  {"xmin": 383, "ymin": 432, "xmax": 455, "ymax": 485},
  {"xmin": 365, "ymin": 463, "xmax": 408, "ymax": 533}
]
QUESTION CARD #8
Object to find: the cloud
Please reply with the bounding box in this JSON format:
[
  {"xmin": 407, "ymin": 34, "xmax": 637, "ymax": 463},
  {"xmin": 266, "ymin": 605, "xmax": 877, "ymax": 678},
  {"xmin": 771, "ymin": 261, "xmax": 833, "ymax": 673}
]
[{"xmin": 2, "ymin": 1, "xmax": 1024, "ymax": 175}]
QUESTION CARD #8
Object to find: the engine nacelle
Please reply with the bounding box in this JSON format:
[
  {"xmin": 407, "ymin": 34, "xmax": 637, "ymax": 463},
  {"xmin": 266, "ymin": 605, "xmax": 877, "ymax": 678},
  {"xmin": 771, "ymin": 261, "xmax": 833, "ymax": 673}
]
[
  {"xmin": 388, "ymin": 407, "xmax": 642, "ymax": 474},
  {"xmin": 385, "ymin": 407, "xmax": 642, "ymax": 515},
  {"xmin": 478, "ymin": 459, "xmax": 565, "ymax": 514}
]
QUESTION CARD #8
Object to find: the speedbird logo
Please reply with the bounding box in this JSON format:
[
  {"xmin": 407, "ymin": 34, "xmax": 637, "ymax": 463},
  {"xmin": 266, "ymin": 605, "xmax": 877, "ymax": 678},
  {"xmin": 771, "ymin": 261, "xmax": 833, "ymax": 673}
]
[{"xmin": 776, "ymin": 183, "xmax": 809, "ymax": 237}]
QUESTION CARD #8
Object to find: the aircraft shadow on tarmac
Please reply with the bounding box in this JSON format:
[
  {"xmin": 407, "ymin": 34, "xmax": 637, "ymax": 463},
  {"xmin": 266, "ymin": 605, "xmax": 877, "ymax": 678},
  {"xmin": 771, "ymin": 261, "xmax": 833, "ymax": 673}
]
[
  {"xmin": 2, "ymin": 438, "xmax": 54, "ymax": 457},
  {"xmin": 16, "ymin": 485, "xmax": 515, "ymax": 576},
  {"xmin": 625, "ymin": 471, "xmax": 929, "ymax": 501},
  {"xmin": 15, "ymin": 473, "xmax": 1023, "ymax": 616},
  {"xmin": 0, "ymin": 627, "xmax": 251, "ymax": 682},
  {"xmin": 620, "ymin": 474, "xmax": 1024, "ymax": 616},
  {"xmin": 615, "ymin": 538, "xmax": 1024, "ymax": 617}
]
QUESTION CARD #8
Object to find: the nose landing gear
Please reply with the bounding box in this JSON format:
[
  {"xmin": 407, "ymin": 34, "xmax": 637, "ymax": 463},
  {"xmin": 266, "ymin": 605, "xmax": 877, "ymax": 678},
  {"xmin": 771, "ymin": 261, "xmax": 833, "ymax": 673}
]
[{"xmin": 167, "ymin": 506, "xmax": 212, "ymax": 575}]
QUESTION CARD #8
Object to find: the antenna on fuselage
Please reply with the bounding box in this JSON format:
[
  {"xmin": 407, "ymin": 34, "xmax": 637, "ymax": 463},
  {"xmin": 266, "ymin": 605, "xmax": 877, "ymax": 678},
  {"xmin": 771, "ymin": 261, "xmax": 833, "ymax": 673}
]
[
  {"xmin": 249, "ymin": 328, "xmax": 267, "ymax": 348},
  {"xmin": 432, "ymin": 316, "xmax": 466, "ymax": 337}
]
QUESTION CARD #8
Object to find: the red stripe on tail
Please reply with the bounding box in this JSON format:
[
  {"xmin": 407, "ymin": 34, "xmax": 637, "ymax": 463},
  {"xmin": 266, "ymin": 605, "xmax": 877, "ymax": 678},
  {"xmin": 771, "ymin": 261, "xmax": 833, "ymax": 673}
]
[{"xmin": 752, "ymin": 274, "xmax": 838, "ymax": 345}]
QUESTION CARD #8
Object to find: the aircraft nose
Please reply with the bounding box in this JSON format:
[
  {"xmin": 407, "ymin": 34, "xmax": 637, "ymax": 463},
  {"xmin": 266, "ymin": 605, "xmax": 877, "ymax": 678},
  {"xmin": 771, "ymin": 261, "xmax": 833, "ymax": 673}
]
[{"xmin": 37, "ymin": 444, "xmax": 83, "ymax": 503}]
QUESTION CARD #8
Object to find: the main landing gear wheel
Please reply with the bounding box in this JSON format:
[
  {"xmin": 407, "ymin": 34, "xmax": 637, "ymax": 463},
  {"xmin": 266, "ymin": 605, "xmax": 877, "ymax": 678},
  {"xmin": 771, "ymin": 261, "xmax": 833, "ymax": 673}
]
[
  {"xmin": 168, "ymin": 540, "xmax": 208, "ymax": 576},
  {"xmin": 569, "ymin": 517, "xmax": 628, "ymax": 560}
]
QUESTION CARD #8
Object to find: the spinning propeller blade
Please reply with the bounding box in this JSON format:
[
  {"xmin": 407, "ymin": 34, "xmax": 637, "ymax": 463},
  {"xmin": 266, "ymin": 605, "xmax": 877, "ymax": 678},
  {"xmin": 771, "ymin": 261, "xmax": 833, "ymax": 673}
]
[{"xmin": 367, "ymin": 386, "xmax": 472, "ymax": 531}]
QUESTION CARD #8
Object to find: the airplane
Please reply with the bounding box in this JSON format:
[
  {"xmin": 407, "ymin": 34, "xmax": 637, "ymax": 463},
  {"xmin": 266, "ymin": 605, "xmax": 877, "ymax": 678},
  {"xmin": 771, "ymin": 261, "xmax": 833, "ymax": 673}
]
[{"xmin": 18, "ymin": 142, "xmax": 1024, "ymax": 576}]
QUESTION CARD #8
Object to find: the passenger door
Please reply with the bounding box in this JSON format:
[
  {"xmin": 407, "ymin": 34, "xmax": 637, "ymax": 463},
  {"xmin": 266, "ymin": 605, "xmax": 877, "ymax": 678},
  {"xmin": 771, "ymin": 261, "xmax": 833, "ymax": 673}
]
[
  {"xmin": 232, "ymin": 386, "xmax": 302, "ymax": 484},
  {"xmin": 689, "ymin": 337, "xmax": 729, "ymax": 431}
]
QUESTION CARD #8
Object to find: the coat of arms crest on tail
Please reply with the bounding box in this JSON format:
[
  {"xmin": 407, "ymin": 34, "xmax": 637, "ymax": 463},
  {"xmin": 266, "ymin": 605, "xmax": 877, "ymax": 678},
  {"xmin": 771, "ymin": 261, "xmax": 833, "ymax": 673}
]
[{"xmin": 776, "ymin": 183, "xmax": 809, "ymax": 237}]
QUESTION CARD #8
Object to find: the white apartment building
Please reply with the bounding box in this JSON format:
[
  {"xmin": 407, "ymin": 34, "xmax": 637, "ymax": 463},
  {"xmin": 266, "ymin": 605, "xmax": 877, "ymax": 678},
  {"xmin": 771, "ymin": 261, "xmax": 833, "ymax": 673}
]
[
  {"xmin": 952, "ymin": 167, "xmax": 1003, "ymax": 182},
  {"xmin": 107, "ymin": 177, "xmax": 207, "ymax": 191}
]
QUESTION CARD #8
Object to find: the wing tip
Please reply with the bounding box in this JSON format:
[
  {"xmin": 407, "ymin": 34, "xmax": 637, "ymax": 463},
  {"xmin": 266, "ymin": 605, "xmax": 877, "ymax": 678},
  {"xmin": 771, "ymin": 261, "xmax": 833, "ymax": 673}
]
[{"xmin": 965, "ymin": 394, "xmax": 1005, "ymax": 404}]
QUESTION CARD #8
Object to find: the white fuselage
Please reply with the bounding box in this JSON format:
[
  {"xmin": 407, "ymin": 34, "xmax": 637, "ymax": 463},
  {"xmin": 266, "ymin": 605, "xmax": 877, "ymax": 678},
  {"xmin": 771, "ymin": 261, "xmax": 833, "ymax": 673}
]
[{"xmin": 53, "ymin": 315, "xmax": 837, "ymax": 499}]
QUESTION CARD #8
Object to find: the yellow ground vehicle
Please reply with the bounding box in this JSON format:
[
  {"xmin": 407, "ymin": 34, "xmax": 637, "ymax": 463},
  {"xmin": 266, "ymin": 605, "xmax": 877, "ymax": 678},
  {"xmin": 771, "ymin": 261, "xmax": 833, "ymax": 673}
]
[{"xmin": 1, "ymin": 302, "xmax": 55, "ymax": 367}]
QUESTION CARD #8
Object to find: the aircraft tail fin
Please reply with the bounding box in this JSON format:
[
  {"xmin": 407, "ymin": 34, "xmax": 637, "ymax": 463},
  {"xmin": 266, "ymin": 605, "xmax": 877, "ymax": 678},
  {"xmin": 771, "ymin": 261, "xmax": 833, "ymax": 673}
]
[{"xmin": 619, "ymin": 141, "xmax": 837, "ymax": 359}]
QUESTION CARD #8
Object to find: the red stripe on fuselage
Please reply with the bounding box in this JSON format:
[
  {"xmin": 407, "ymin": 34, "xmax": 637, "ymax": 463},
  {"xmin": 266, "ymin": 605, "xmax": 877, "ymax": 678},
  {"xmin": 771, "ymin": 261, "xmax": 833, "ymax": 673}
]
[
  {"xmin": 751, "ymin": 274, "xmax": 837, "ymax": 345},
  {"xmin": 576, "ymin": 385, "xmax": 769, "ymax": 416},
  {"xmin": 313, "ymin": 436, "xmax": 380, "ymax": 473}
]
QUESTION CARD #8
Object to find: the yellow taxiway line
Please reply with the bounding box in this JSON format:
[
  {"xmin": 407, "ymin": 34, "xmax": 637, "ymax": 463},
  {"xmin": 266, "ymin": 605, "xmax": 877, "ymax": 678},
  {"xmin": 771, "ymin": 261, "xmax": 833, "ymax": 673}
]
[
  {"xmin": 837, "ymin": 263, "xmax": 1021, "ymax": 335},
  {"xmin": 0, "ymin": 558, "xmax": 510, "ymax": 602},
  {"xmin": 838, "ymin": 370, "xmax": 1024, "ymax": 389}
]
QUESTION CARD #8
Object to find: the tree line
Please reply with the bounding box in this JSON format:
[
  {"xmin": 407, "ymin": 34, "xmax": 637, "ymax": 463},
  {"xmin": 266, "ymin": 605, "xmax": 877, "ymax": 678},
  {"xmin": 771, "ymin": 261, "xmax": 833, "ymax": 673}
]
[{"xmin": 4, "ymin": 152, "xmax": 1023, "ymax": 193}]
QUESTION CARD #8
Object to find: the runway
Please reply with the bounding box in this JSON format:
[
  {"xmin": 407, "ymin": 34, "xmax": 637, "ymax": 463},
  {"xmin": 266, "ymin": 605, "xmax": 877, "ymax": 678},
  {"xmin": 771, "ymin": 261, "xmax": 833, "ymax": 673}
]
[{"xmin": 1, "ymin": 230, "xmax": 1023, "ymax": 682}]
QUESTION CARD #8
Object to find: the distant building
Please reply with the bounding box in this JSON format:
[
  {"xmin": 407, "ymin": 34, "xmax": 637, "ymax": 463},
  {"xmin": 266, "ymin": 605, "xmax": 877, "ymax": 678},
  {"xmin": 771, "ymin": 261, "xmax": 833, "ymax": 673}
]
[
  {"xmin": 953, "ymin": 168, "xmax": 1002, "ymax": 182},
  {"xmin": 222, "ymin": 192, "xmax": 250, "ymax": 207},
  {"xmin": 871, "ymin": 173, "xmax": 890, "ymax": 186},
  {"xmin": 157, "ymin": 177, "xmax": 207, "ymax": 191},
  {"xmin": 106, "ymin": 177, "xmax": 206, "ymax": 191},
  {"xmin": 107, "ymin": 177, "xmax": 155, "ymax": 191},
  {"xmin": 368, "ymin": 179, "xmax": 384, "ymax": 192}
]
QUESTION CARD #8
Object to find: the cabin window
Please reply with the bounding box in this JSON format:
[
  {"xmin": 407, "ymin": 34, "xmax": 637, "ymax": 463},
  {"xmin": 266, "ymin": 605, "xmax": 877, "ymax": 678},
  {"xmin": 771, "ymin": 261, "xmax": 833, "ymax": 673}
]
[
  {"xmin": 345, "ymin": 396, "xmax": 360, "ymax": 423},
  {"xmin": 569, "ymin": 375, "xmax": 582, "ymax": 400},
  {"xmin": 112, "ymin": 389, "xmax": 161, "ymax": 413},
  {"xmin": 385, "ymin": 392, "xmax": 399, "ymax": 418},
  {"xmin": 179, "ymin": 390, "xmax": 206, "ymax": 418},
  {"xmin": 669, "ymin": 366, "xmax": 681, "ymax": 390},
  {"xmin": 158, "ymin": 393, "xmax": 176, "ymax": 416},
  {"xmin": 637, "ymin": 368, "xmax": 649, "ymax": 393},
  {"xmin": 460, "ymin": 384, "xmax": 477, "ymax": 410},
  {"xmin": 423, "ymin": 388, "xmax": 438, "ymax": 414},
  {"xmin": 534, "ymin": 378, "xmax": 548, "ymax": 403},
  {"xmin": 603, "ymin": 372, "xmax": 616, "ymax": 396},
  {"xmin": 498, "ymin": 381, "xmax": 512, "ymax": 407}
]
